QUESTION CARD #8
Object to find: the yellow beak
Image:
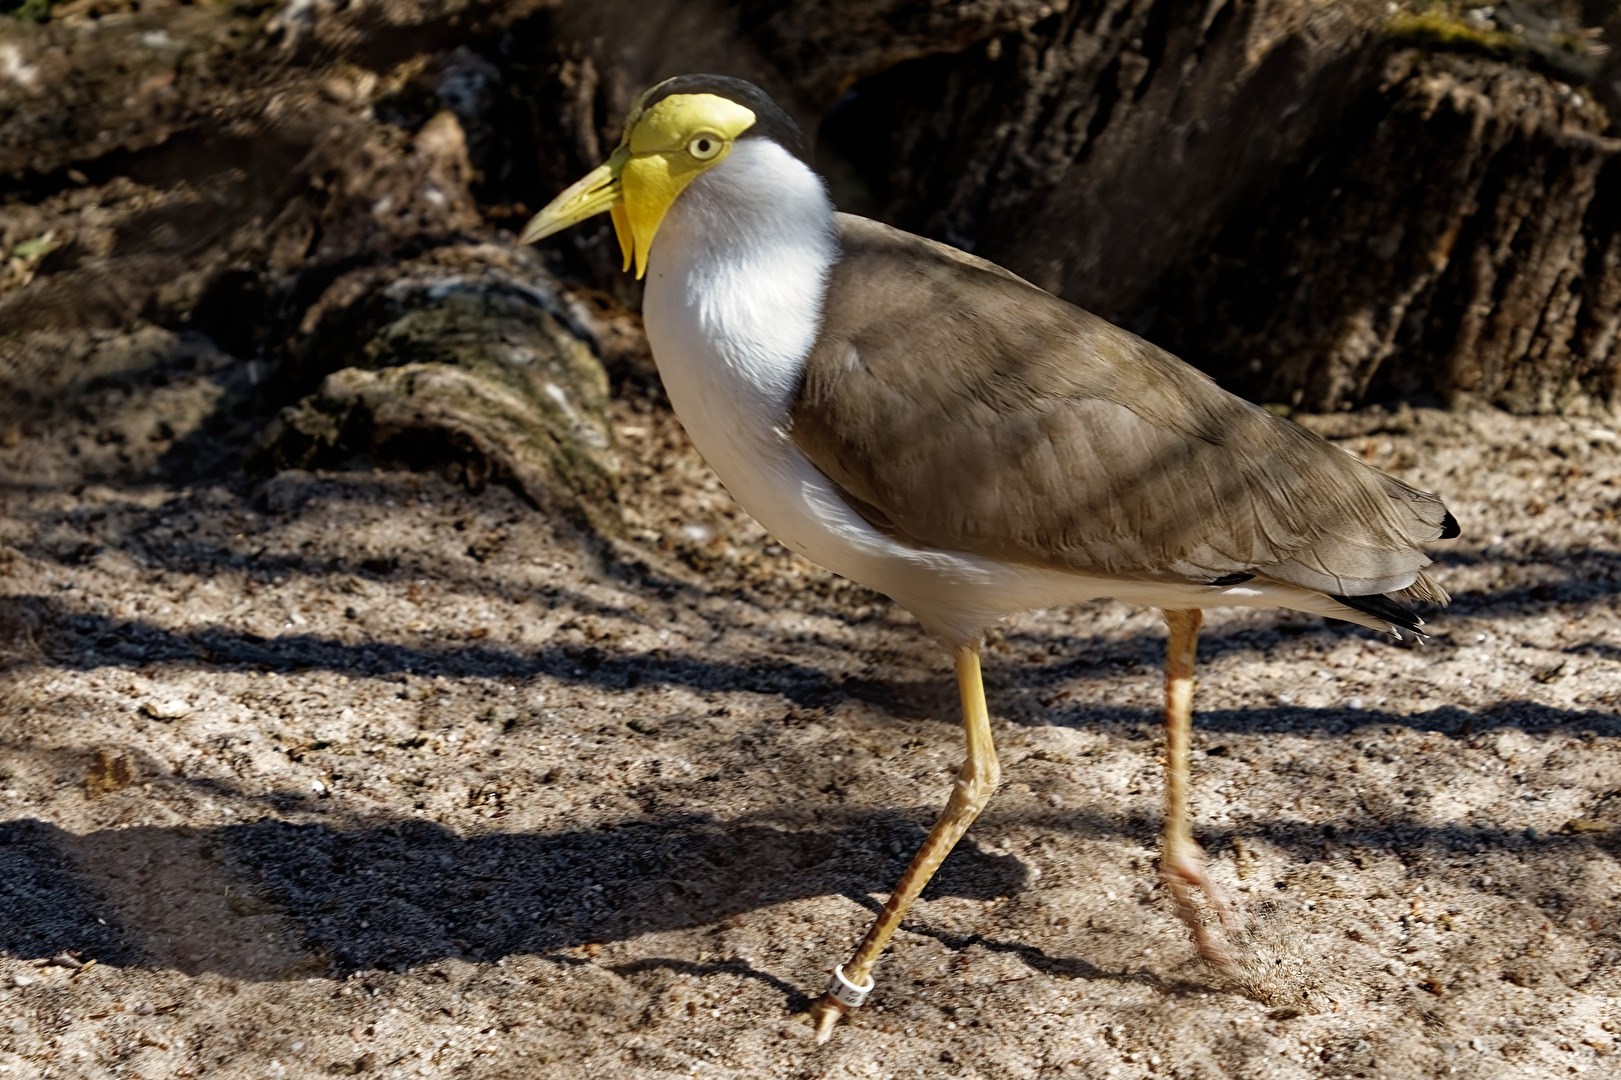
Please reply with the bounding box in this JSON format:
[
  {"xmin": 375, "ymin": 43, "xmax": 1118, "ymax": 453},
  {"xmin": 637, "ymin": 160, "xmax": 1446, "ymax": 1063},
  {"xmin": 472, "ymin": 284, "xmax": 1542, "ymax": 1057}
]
[
  {"xmin": 517, "ymin": 147, "xmax": 632, "ymax": 254},
  {"xmin": 520, "ymin": 90, "xmax": 758, "ymax": 276},
  {"xmin": 517, "ymin": 142, "xmax": 703, "ymax": 280}
]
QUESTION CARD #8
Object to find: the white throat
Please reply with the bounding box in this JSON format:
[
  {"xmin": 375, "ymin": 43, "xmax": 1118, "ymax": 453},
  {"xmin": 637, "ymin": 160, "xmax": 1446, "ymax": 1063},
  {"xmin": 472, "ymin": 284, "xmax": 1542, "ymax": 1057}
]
[{"xmin": 641, "ymin": 137, "xmax": 836, "ymax": 434}]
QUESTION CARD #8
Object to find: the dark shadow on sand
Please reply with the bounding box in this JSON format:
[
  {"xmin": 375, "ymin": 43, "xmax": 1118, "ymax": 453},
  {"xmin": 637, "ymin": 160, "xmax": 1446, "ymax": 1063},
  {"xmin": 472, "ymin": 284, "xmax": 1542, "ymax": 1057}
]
[{"xmin": 1, "ymin": 794, "xmax": 1609, "ymax": 990}]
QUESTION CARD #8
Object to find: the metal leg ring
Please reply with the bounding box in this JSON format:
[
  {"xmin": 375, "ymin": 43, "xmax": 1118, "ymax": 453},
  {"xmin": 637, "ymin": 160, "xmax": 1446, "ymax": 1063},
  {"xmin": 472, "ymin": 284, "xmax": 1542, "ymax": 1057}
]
[{"xmin": 826, "ymin": 964, "xmax": 874, "ymax": 1008}]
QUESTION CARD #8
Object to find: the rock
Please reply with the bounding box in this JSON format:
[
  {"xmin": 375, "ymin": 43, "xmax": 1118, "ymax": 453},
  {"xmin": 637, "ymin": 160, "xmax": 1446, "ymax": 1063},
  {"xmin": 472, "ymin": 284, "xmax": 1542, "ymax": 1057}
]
[
  {"xmin": 253, "ymin": 247, "xmax": 619, "ymax": 530},
  {"xmin": 143, "ymin": 699, "xmax": 192, "ymax": 720},
  {"xmin": 254, "ymin": 471, "xmax": 319, "ymax": 516}
]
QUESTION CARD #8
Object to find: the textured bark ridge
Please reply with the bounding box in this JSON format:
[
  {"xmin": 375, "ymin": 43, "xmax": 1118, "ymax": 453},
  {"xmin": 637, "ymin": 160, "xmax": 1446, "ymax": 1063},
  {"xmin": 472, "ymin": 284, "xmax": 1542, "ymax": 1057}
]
[
  {"xmin": 1151, "ymin": 50, "xmax": 1621, "ymax": 415},
  {"xmin": 820, "ymin": 1, "xmax": 1389, "ymax": 314},
  {"xmin": 811, "ymin": 0, "xmax": 1620, "ymax": 414}
]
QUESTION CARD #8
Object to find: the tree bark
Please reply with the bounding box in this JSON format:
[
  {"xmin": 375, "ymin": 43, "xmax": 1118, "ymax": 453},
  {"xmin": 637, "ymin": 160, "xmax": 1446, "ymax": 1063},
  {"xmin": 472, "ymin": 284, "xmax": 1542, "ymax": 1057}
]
[
  {"xmin": 527, "ymin": 0, "xmax": 1620, "ymax": 413},
  {"xmin": 804, "ymin": 1, "xmax": 1620, "ymax": 413}
]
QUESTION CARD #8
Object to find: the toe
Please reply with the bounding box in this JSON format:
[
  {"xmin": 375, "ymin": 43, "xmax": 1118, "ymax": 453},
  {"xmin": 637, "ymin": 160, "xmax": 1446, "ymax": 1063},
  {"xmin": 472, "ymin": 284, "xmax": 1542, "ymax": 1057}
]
[{"xmin": 810, "ymin": 995, "xmax": 846, "ymax": 1043}]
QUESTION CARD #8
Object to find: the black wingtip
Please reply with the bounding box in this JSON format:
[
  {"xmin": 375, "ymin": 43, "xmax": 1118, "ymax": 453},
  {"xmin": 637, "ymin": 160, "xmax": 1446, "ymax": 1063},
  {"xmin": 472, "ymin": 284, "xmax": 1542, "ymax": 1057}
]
[
  {"xmin": 1330, "ymin": 591, "xmax": 1426, "ymax": 639},
  {"xmin": 1439, "ymin": 510, "xmax": 1460, "ymax": 540}
]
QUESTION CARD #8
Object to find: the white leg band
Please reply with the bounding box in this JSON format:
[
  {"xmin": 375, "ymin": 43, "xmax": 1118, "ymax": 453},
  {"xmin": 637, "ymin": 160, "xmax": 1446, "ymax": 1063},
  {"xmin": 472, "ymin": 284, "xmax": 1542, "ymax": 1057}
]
[{"xmin": 826, "ymin": 964, "xmax": 874, "ymax": 1008}]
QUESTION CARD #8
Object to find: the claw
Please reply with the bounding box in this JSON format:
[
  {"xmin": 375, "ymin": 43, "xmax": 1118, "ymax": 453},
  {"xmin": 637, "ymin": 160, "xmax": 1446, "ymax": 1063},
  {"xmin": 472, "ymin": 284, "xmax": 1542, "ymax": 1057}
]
[
  {"xmin": 1161, "ymin": 847, "xmax": 1240, "ymax": 969},
  {"xmin": 810, "ymin": 993, "xmax": 847, "ymax": 1043}
]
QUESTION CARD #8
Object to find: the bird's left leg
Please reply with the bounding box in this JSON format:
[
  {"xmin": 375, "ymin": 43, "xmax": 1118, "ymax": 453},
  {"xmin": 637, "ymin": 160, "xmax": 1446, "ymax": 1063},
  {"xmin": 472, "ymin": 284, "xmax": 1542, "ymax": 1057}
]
[
  {"xmin": 1159, "ymin": 608, "xmax": 1240, "ymax": 967},
  {"xmin": 809, "ymin": 641, "xmax": 1000, "ymax": 1043}
]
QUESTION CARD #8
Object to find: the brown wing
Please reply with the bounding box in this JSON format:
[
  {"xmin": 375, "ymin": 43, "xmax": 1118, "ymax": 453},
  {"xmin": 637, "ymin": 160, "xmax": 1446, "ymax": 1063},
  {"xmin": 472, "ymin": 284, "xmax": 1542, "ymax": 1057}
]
[{"xmin": 788, "ymin": 215, "xmax": 1454, "ymax": 598}]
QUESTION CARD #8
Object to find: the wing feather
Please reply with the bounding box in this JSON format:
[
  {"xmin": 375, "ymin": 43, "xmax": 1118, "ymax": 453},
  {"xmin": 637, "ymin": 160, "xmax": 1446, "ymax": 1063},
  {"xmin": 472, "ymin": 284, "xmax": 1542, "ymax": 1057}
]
[{"xmin": 789, "ymin": 215, "xmax": 1454, "ymax": 596}]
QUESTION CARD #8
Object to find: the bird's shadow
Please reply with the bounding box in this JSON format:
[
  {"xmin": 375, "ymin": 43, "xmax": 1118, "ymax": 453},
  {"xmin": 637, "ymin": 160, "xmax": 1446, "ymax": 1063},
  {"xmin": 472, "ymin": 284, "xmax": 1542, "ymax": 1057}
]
[
  {"xmin": 3, "ymin": 791, "xmax": 1611, "ymax": 1016},
  {"xmin": 0, "ymin": 809, "xmax": 1025, "ymax": 987}
]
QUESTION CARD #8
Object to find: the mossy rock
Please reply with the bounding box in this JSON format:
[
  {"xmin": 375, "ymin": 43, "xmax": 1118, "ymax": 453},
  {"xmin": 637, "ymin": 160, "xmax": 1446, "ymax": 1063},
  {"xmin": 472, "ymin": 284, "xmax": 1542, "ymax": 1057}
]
[
  {"xmin": 1384, "ymin": 3, "xmax": 1609, "ymax": 83},
  {"xmin": 255, "ymin": 254, "xmax": 619, "ymax": 532}
]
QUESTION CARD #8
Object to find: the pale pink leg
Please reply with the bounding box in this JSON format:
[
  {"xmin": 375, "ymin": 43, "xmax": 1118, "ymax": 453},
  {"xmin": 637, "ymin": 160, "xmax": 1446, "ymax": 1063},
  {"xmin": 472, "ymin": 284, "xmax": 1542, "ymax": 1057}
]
[{"xmin": 1161, "ymin": 609, "xmax": 1240, "ymax": 967}]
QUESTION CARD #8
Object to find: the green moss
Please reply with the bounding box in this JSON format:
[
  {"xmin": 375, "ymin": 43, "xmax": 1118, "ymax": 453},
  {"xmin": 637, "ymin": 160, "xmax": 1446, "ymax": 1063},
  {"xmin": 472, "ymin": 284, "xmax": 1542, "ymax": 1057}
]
[
  {"xmin": 1382, "ymin": 2, "xmax": 1606, "ymax": 80},
  {"xmin": 1385, "ymin": 11, "xmax": 1519, "ymax": 58},
  {"xmin": 0, "ymin": 0, "xmax": 50, "ymax": 23},
  {"xmin": 10, "ymin": 236, "xmax": 58, "ymax": 260}
]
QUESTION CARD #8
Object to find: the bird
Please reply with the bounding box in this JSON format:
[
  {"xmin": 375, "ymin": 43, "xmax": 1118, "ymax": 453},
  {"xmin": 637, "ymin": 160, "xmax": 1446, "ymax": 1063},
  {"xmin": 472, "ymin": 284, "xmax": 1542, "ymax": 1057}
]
[{"xmin": 518, "ymin": 74, "xmax": 1458, "ymax": 1041}]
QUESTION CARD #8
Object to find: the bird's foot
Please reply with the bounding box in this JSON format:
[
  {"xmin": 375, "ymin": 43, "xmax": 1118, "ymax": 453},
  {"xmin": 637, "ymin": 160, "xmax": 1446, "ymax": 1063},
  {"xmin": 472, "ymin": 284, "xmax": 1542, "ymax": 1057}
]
[
  {"xmin": 809, "ymin": 993, "xmax": 848, "ymax": 1043},
  {"xmin": 808, "ymin": 963, "xmax": 872, "ymax": 1042},
  {"xmin": 1161, "ymin": 848, "xmax": 1242, "ymax": 969}
]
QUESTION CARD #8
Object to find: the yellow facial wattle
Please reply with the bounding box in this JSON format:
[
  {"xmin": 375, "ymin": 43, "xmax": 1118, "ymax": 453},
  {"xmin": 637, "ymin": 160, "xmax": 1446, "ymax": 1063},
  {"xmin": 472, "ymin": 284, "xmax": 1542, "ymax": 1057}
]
[{"xmin": 518, "ymin": 90, "xmax": 758, "ymax": 279}]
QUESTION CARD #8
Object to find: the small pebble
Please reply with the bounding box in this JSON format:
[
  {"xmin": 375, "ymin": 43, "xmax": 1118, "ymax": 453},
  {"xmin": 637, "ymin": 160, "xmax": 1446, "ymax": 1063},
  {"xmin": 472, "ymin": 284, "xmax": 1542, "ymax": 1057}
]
[
  {"xmin": 11, "ymin": 973, "xmax": 36, "ymax": 987},
  {"xmin": 143, "ymin": 699, "xmax": 192, "ymax": 720}
]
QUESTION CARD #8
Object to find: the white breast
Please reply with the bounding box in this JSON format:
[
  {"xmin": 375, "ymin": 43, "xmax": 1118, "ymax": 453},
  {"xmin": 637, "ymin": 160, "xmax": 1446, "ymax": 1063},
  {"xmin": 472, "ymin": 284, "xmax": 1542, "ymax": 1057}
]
[
  {"xmin": 641, "ymin": 138, "xmax": 831, "ymax": 460},
  {"xmin": 639, "ymin": 140, "xmax": 1361, "ymax": 642}
]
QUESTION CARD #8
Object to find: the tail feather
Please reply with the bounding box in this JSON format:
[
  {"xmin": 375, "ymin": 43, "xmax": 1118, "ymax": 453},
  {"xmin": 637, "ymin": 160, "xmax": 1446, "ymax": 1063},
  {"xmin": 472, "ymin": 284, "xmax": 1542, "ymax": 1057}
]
[
  {"xmin": 1329, "ymin": 590, "xmax": 1429, "ymax": 642},
  {"xmin": 1393, "ymin": 569, "xmax": 1449, "ymax": 606}
]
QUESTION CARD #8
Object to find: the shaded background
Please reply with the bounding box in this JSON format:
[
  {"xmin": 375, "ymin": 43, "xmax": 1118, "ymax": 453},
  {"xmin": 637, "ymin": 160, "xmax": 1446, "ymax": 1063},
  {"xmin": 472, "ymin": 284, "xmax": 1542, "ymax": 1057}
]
[{"xmin": 3, "ymin": 2, "xmax": 1621, "ymax": 516}]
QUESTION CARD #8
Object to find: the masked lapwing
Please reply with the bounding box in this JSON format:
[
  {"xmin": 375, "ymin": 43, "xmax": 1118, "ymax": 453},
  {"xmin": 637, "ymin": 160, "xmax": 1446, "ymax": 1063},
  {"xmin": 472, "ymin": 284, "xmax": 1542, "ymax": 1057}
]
[{"xmin": 519, "ymin": 74, "xmax": 1458, "ymax": 1041}]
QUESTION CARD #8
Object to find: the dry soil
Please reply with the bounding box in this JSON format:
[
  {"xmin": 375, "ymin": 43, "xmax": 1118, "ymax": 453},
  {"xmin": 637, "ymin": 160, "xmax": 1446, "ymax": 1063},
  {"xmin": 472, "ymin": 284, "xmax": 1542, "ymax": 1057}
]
[{"xmin": 2, "ymin": 347, "xmax": 1621, "ymax": 1079}]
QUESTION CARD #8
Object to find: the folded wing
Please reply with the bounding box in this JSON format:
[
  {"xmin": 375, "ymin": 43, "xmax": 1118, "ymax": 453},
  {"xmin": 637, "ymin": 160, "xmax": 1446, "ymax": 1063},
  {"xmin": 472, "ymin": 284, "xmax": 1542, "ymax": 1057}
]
[{"xmin": 789, "ymin": 215, "xmax": 1455, "ymax": 601}]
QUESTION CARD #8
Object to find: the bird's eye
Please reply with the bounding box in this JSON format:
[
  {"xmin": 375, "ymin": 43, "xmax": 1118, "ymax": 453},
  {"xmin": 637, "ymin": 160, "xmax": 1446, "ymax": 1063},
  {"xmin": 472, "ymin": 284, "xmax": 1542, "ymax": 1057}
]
[{"xmin": 687, "ymin": 133, "xmax": 723, "ymax": 160}]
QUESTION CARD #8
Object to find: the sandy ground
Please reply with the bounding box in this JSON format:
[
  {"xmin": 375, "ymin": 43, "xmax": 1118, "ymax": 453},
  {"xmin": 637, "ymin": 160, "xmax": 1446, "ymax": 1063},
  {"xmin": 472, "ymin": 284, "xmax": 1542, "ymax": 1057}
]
[{"xmin": 2, "ymin": 340, "xmax": 1621, "ymax": 1079}]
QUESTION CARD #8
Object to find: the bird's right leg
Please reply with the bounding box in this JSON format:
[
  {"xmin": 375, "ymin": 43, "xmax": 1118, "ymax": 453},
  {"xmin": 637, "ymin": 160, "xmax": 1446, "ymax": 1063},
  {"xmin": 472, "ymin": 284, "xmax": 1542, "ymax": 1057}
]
[
  {"xmin": 809, "ymin": 640, "xmax": 1001, "ymax": 1042},
  {"xmin": 1159, "ymin": 608, "xmax": 1240, "ymax": 968}
]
